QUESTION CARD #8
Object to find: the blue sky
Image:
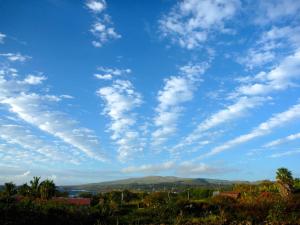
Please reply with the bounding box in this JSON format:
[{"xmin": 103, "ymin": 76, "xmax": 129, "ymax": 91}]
[{"xmin": 0, "ymin": 0, "xmax": 300, "ymax": 185}]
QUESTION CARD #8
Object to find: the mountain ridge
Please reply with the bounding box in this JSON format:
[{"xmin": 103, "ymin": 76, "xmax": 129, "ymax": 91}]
[{"xmin": 63, "ymin": 176, "xmax": 249, "ymax": 192}]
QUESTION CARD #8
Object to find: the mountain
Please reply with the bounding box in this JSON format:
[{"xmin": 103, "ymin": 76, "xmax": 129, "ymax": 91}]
[{"xmin": 63, "ymin": 176, "xmax": 247, "ymax": 192}]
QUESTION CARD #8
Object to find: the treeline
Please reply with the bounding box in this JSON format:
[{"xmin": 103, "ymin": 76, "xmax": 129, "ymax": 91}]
[
  {"xmin": 1, "ymin": 168, "xmax": 300, "ymax": 224},
  {"xmin": 0, "ymin": 176, "xmax": 67, "ymax": 200}
]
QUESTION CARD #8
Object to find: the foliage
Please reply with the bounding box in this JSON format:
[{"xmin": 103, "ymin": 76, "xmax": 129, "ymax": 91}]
[
  {"xmin": 3, "ymin": 182, "xmax": 17, "ymax": 197},
  {"xmin": 294, "ymin": 178, "xmax": 300, "ymax": 191},
  {"xmin": 18, "ymin": 183, "xmax": 30, "ymax": 196},
  {"xmin": 276, "ymin": 167, "xmax": 294, "ymax": 198},
  {"xmin": 39, "ymin": 179, "xmax": 56, "ymax": 200},
  {"xmin": 29, "ymin": 176, "xmax": 41, "ymax": 198},
  {"xmin": 276, "ymin": 168, "xmax": 294, "ymax": 186},
  {"xmin": 1, "ymin": 170, "xmax": 300, "ymax": 224}
]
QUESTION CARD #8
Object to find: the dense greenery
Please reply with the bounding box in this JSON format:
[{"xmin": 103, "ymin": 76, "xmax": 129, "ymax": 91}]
[
  {"xmin": 1, "ymin": 168, "xmax": 300, "ymax": 224},
  {"xmin": 64, "ymin": 176, "xmax": 236, "ymax": 193}
]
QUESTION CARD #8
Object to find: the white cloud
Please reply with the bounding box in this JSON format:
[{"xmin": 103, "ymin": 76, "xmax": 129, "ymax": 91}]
[
  {"xmin": 86, "ymin": 0, "xmax": 106, "ymax": 13},
  {"xmin": 95, "ymin": 74, "xmax": 112, "ymax": 80},
  {"xmin": 86, "ymin": 1, "xmax": 121, "ymax": 47},
  {"xmin": 0, "ymin": 53, "xmax": 31, "ymax": 62},
  {"xmin": 97, "ymin": 80, "xmax": 143, "ymax": 161},
  {"xmin": 177, "ymin": 161, "xmax": 229, "ymax": 176},
  {"xmin": 122, "ymin": 161, "xmax": 231, "ymax": 176},
  {"xmin": 270, "ymin": 149, "xmax": 300, "ymax": 158},
  {"xmin": 264, "ymin": 132, "xmax": 300, "ymax": 148},
  {"xmin": 1, "ymin": 94, "xmax": 105, "ymax": 161},
  {"xmin": 0, "ymin": 32, "xmax": 6, "ymax": 44},
  {"xmin": 0, "ymin": 72, "xmax": 106, "ymax": 161},
  {"xmin": 152, "ymin": 63, "xmax": 208, "ymax": 145},
  {"xmin": 173, "ymin": 46, "xmax": 300, "ymax": 153},
  {"xmin": 238, "ymin": 49, "xmax": 275, "ymax": 70},
  {"xmin": 60, "ymin": 94, "xmax": 74, "ymax": 99},
  {"xmin": 175, "ymin": 97, "xmax": 266, "ymax": 149},
  {"xmin": 0, "ymin": 143, "xmax": 50, "ymax": 166},
  {"xmin": 90, "ymin": 21, "xmax": 121, "ymax": 47},
  {"xmin": 24, "ymin": 74, "xmax": 47, "ymax": 85},
  {"xmin": 94, "ymin": 67, "xmax": 131, "ymax": 80},
  {"xmin": 0, "ymin": 122, "xmax": 81, "ymax": 164},
  {"xmin": 202, "ymin": 102, "xmax": 300, "ymax": 157},
  {"xmin": 238, "ymin": 26, "xmax": 300, "ymax": 70},
  {"xmin": 255, "ymin": 0, "xmax": 300, "ymax": 24},
  {"xmin": 0, "ymin": 167, "xmax": 31, "ymax": 184},
  {"xmin": 159, "ymin": 0, "xmax": 240, "ymax": 49},
  {"xmin": 259, "ymin": 26, "xmax": 300, "ymax": 49},
  {"xmin": 122, "ymin": 161, "xmax": 175, "ymax": 174},
  {"xmin": 234, "ymin": 49, "xmax": 300, "ymax": 97}
]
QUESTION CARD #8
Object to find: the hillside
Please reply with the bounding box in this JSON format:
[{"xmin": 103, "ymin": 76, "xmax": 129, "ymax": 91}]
[{"xmin": 63, "ymin": 176, "xmax": 247, "ymax": 192}]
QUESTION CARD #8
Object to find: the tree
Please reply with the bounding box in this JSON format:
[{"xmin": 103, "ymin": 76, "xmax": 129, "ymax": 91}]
[
  {"xmin": 276, "ymin": 167, "xmax": 294, "ymax": 198},
  {"xmin": 3, "ymin": 182, "xmax": 16, "ymax": 197},
  {"xmin": 29, "ymin": 176, "xmax": 41, "ymax": 198},
  {"xmin": 39, "ymin": 179, "xmax": 56, "ymax": 200},
  {"xmin": 294, "ymin": 178, "xmax": 300, "ymax": 190},
  {"xmin": 18, "ymin": 183, "xmax": 31, "ymax": 196}
]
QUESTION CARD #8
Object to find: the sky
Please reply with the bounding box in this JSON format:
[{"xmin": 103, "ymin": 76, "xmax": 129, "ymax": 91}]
[{"xmin": 0, "ymin": 0, "xmax": 300, "ymax": 185}]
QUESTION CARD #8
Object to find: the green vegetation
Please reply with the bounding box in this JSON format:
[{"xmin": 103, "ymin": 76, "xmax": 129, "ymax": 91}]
[
  {"xmin": 1, "ymin": 168, "xmax": 300, "ymax": 224},
  {"xmin": 276, "ymin": 167, "xmax": 294, "ymax": 198},
  {"xmin": 64, "ymin": 176, "xmax": 239, "ymax": 192}
]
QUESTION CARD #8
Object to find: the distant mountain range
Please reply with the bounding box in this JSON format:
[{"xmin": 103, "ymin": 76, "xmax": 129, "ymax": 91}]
[{"xmin": 63, "ymin": 176, "xmax": 249, "ymax": 192}]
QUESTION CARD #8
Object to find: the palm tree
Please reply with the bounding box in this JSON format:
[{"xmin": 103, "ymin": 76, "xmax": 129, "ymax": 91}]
[
  {"xmin": 29, "ymin": 176, "xmax": 41, "ymax": 198},
  {"xmin": 3, "ymin": 182, "xmax": 16, "ymax": 197},
  {"xmin": 18, "ymin": 183, "xmax": 31, "ymax": 196},
  {"xmin": 39, "ymin": 179, "xmax": 56, "ymax": 200},
  {"xmin": 276, "ymin": 167, "xmax": 294, "ymax": 198}
]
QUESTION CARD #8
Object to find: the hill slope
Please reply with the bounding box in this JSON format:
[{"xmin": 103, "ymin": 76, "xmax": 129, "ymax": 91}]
[{"xmin": 63, "ymin": 176, "xmax": 246, "ymax": 192}]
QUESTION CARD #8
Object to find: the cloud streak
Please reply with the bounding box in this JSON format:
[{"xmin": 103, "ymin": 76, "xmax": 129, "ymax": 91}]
[
  {"xmin": 264, "ymin": 132, "xmax": 300, "ymax": 148},
  {"xmin": 159, "ymin": 0, "xmax": 240, "ymax": 49},
  {"xmin": 0, "ymin": 53, "xmax": 31, "ymax": 62},
  {"xmin": 97, "ymin": 79, "xmax": 143, "ymax": 161},
  {"xmin": 152, "ymin": 63, "xmax": 208, "ymax": 145},
  {"xmin": 0, "ymin": 32, "xmax": 6, "ymax": 44},
  {"xmin": 201, "ymin": 102, "xmax": 300, "ymax": 157},
  {"xmin": 86, "ymin": 0, "xmax": 121, "ymax": 47},
  {"xmin": 0, "ymin": 69, "xmax": 106, "ymax": 161}
]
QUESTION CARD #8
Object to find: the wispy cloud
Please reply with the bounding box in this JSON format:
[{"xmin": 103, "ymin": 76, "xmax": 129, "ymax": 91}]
[
  {"xmin": 233, "ymin": 49, "xmax": 300, "ymax": 97},
  {"xmin": 0, "ymin": 165, "xmax": 32, "ymax": 184},
  {"xmin": 152, "ymin": 63, "xmax": 208, "ymax": 145},
  {"xmin": 255, "ymin": 0, "xmax": 300, "ymax": 24},
  {"xmin": 264, "ymin": 132, "xmax": 300, "ymax": 148},
  {"xmin": 24, "ymin": 74, "xmax": 47, "ymax": 85},
  {"xmin": 237, "ymin": 25, "xmax": 300, "ymax": 70},
  {"xmin": 122, "ymin": 161, "xmax": 232, "ymax": 177},
  {"xmin": 0, "ymin": 69, "xmax": 106, "ymax": 161},
  {"xmin": 0, "ymin": 53, "xmax": 31, "ymax": 62},
  {"xmin": 173, "ymin": 96, "xmax": 266, "ymax": 150},
  {"xmin": 238, "ymin": 49, "xmax": 275, "ymax": 70},
  {"xmin": 97, "ymin": 80, "xmax": 143, "ymax": 161},
  {"xmin": 0, "ymin": 143, "xmax": 49, "ymax": 166},
  {"xmin": 159, "ymin": 0, "xmax": 240, "ymax": 49},
  {"xmin": 86, "ymin": 0, "xmax": 106, "ymax": 13},
  {"xmin": 175, "ymin": 46, "xmax": 300, "ymax": 153},
  {"xmin": 201, "ymin": 102, "xmax": 300, "ymax": 157},
  {"xmin": 2, "ymin": 94, "xmax": 105, "ymax": 161},
  {"xmin": 270, "ymin": 149, "xmax": 300, "ymax": 158},
  {"xmin": 86, "ymin": 0, "xmax": 121, "ymax": 47},
  {"xmin": 0, "ymin": 32, "xmax": 6, "ymax": 44},
  {"xmin": 94, "ymin": 67, "xmax": 131, "ymax": 80},
  {"xmin": 0, "ymin": 122, "xmax": 81, "ymax": 164},
  {"xmin": 122, "ymin": 161, "xmax": 175, "ymax": 174}
]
